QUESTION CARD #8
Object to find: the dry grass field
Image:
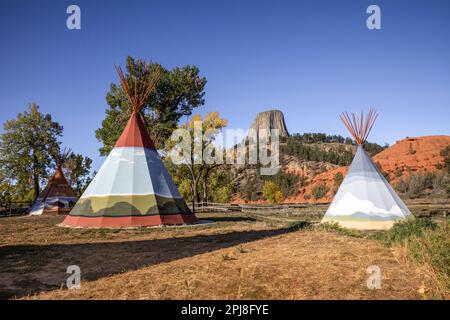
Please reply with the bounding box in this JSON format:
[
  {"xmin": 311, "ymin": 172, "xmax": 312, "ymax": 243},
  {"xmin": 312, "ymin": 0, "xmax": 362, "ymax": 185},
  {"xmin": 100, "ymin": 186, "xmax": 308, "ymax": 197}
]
[{"xmin": 1, "ymin": 208, "xmax": 440, "ymax": 300}]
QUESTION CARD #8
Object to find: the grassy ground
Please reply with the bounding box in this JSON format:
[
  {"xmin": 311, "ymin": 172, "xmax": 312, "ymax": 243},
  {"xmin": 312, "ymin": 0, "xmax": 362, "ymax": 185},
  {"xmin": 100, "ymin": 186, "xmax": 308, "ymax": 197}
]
[{"xmin": 1, "ymin": 210, "xmax": 439, "ymax": 300}]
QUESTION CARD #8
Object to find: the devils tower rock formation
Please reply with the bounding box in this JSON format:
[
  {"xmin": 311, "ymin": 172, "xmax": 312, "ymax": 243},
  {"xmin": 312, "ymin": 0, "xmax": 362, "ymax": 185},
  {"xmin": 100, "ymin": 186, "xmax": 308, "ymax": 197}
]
[{"xmin": 249, "ymin": 110, "xmax": 289, "ymax": 137}]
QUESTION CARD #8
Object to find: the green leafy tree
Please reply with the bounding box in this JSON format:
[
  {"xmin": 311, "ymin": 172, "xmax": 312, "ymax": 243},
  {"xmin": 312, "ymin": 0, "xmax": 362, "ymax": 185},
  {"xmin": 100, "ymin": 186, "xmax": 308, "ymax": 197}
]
[
  {"xmin": 263, "ymin": 180, "xmax": 284, "ymax": 204},
  {"xmin": 95, "ymin": 56, "xmax": 207, "ymax": 155},
  {"xmin": 0, "ymin": 103, "xmax": 63, "ymax": 200},
  {"xmin": 64, "ymin": 153, "xmax": 93, "ymax": 197}
]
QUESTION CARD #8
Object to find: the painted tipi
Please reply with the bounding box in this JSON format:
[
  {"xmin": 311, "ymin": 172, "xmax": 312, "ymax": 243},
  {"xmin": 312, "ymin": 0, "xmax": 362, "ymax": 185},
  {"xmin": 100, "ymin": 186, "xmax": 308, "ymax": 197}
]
[
  {"xmin": 321, "ymin": 109, "xmax": 412, "ymax": 230},
  {"xmin": 29, "ymin": 149, "xmax": 78, "ymax": 216},
  {"xmin": 61, "ymin": 65, "xmax": 197, "ymax": 228}
]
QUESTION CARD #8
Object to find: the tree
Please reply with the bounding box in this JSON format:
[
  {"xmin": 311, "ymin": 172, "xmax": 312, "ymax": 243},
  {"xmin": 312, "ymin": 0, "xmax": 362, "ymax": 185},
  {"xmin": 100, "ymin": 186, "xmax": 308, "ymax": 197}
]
[
  {"xmin": 167, "ymin": 112, "xmax": 228, "ymax": 207},
  {"xmin": 0, "ymin": 103, "xmax": 63, "ymax": 200},
  {"xmin": 263, "ymin": 180, "xmax": 284, "ymax": 204},
  {"xmin": 64, "ymin": 153, "xmax": 93, "ymax": 197},
  {"xmin": 334, "ymin": 172, "xmax": 344, "ymax": 186},
  {"xmin": 95, "ymin": 56, "xmax": 207, "ymax": 155},
  {"xmin": 441, "ymin": 145, "xmax": 450, "ymax": 174},
  {"xmin": 0, "ymin": 169, "xmax": 10, "ymax": 205}
]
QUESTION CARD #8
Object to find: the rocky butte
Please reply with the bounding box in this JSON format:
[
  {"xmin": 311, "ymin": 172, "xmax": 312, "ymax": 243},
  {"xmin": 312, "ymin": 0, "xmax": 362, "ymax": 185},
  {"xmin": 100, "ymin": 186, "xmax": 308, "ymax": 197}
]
[{"xmin": 249, "ymin": 109, "xmax": 289, "ymax": 138}]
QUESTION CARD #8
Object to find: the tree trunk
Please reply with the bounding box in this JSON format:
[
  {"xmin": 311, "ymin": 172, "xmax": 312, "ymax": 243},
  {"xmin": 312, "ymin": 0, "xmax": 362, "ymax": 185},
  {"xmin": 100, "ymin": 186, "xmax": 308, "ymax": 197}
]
[
  {"xmin": 202, "ymin": 165, "xmax": 221, "ymax": 205},
  {"xmin": 187, "ymin": 163, "xmax": 203, "ymax": 213},
  {"xmin": 32, "ymin": 154, "xmax": 40, "ymax": 200},
  {"xmin": 202, "ymin": 177, "xmax": 207, "ymax": 205}
]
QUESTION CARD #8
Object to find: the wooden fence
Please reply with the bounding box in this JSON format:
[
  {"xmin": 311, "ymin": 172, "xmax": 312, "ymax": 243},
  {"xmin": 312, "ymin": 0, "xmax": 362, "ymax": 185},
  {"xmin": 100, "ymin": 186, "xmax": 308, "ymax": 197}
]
[{"xmin": 0, "ymin": 202, "xmax": 32, "ymax": 217}]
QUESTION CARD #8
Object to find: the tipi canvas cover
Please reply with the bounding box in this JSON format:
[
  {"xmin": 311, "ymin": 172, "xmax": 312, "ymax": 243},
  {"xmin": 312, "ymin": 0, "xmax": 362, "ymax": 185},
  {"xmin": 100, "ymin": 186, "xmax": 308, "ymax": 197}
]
[
  {"xmin": 29, "ymin": 163, "xmax": 77, "ymax": 216},
  {"xmin": 321, "ymin": 110, "xmax": 412, "ymax": 230},
  {"xmin": 61, "ymin": 65, "xmax": 196, "ymax": 228}
]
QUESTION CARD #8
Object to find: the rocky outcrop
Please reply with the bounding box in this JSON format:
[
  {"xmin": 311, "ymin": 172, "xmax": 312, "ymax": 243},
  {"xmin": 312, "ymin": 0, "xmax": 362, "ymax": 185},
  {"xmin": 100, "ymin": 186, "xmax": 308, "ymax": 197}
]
[{"xmin": 249, "ymin": 110, "xmax": 289, "ymax": 138}]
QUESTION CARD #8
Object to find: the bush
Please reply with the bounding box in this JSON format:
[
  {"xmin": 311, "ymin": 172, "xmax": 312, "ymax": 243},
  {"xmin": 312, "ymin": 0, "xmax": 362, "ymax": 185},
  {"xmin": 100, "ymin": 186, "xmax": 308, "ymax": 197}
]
[
  {"xmin": 262, "ymin": 181, "xmax": 284, "ymax": 204},
  {"xmin": 262, "ymin": 170, "xmax": 300, "ymax": 198},
  {"xmin": 334, "ymin": 172, "xmax": 344, "ymax": 186},
  {"xmin": 316, "ymin": 221, "xmax": 361, "ymax": 237},
  {"xmin": 385, "ymin": 218, "xmax": 449, "ymax": 299},
  {"xmin": 406, "ymin": 172, "xmax": 437, "ymax": 198},
  {"xmin": 286, "ymin": 221, "xmax": 312, "ymax": 230},
  {"xmin": 312, "ymin": 183, "xmax": 329, "ymax": 199},
  {"xmin": 440, "ymin": 145, "xmax": 450, "ymax": 174},
  {"xmin": 396, "ymin": 178, "xmax": 408, "ymax": 194},
  {"xmin": 407, "ymin": 223, "xmax": 449, "ymax": 298},
  {"xmin": 213, "ymin": 186, "xmax": 231, "ymax": 203},
  {"xmin": 385, "ymin": 218, "xmax": 437, "ymax": 244}
]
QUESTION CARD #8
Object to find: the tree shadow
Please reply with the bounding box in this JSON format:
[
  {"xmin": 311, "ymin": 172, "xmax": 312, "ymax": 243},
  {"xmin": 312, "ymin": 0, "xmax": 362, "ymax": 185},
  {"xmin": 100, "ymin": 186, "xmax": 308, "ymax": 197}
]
[{"xmin": 0, "ymin": 225, "xmax": 304, "ymax": 299}]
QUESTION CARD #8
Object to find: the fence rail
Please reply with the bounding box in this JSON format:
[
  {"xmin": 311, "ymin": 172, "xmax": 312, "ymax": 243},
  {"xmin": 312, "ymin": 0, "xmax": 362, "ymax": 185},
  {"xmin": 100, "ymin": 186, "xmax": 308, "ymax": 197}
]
[
  {"xmin": 0, "ymin": 202, "xmax": 32, "ymax": 217},
  {"xmin": 189, "ymin": 202, "xmax": 330, "ymax": 213}
]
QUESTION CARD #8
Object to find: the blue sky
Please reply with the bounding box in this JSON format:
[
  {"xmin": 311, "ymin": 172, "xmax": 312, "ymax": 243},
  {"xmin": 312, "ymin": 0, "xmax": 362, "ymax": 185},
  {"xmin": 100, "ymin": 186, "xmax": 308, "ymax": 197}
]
[{"xmin": 1, "ymin": 0, "xmax": 449, "ymax": 171}]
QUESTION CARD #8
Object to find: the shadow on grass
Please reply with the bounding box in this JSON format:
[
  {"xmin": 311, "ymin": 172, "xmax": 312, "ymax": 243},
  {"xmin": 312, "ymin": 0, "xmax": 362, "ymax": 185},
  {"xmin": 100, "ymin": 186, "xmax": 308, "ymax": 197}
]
[{"xmin": 0, "ymin": 222, "xmax": 309, "ymax": 299}]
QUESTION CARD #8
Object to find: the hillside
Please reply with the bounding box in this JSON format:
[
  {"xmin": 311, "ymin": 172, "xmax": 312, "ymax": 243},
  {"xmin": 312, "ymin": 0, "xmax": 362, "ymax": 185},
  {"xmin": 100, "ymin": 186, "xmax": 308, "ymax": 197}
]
[
  {"xmin": 284, "ymin": 135, "xmax": 450, "ymax": 204},
  {"xmin": 232, "ymin": 135, "xmax": 450, "ymax": 204}
]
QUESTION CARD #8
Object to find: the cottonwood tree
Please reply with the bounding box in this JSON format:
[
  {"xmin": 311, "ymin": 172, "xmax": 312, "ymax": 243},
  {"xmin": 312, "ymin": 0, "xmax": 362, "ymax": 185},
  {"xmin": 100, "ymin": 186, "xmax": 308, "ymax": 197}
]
[
  {"xmin": 0, "ymin": 103, "xmax": 63, "ymax": 200},
  {"xmin": 167, "ymin": 112, "xmax": 228, "ymax": 206},
  {"xmin": 96, "ymin": 56, "xmax": 206, "ymax": 155}
]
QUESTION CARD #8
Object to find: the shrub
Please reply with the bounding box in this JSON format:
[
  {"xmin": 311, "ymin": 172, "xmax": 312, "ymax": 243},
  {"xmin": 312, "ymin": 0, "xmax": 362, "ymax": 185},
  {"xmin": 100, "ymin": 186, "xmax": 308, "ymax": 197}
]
[
  {"xmin": 286, "ymin": 221, "xmax": 311, "ymax": 230},
  {"xmin": 385, "ymin": 218, "xmax": 449, "ymax": 299},
  {"xmin": 262, "ymin": 171, "xmax": 300, "ymax": 198},
  {"xmin": 213, "ymin": 185, "xmax": 231, "ymax": 203},
  {"xmin": 408, "ymin": 143, "xmax": 417, "ymax": 155},
  {"xmin": 334, "ymin": 172, "xmax": 344, "ymax": 186},
  {"xmin": 316, "ymin": 221, "xmax": 361, "ymax": 237},
  {"xmin": 407, "ymin": 223, "xmax": 449, "ymax": 298},
  {"xmin": 312, "ymin": 183, "xmax": 329, "ymax": 199},
  {"xmin": 262, "ymin": 181, "xmax": 284, "ymax": 204},
  {"xmin": 396, "ymin": 178, "xmax": 408, "ymax": 194},
  {"xmin": 440, "ymin": 145, "xmax": 450, "ymax": 174},
  {"xmin": 385, "ymin": 218, "xmax": 437, "ymax": 244}
]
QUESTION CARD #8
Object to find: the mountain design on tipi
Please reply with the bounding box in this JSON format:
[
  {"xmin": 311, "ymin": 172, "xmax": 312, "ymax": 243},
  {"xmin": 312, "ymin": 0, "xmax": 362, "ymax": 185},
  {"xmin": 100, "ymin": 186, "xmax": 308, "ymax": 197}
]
[
  {"xmin": 29, "ymin": 149, "xmax": 77, "ymax": 216},
  {"xmin": 321, "ymin": 109, "xmax": 412, "ymax": 230},
  {"xmin": 61, "ymin": 65, "xmax": 197, "ymax": 228}
]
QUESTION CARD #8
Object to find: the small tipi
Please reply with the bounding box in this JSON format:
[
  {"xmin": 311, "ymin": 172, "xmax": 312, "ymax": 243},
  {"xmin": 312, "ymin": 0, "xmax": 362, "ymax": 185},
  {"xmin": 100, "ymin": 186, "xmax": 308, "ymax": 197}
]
[
  {"xmin": 29, "ymin": 148, "xmax": 78, "ymax": 216},
  {"xmin": 61, "ymin": 65, "xmax": 197, "ymax": 228},
  {"xmin": 321, "ymin": 109, "xmax": 412, "ymax": 230}
]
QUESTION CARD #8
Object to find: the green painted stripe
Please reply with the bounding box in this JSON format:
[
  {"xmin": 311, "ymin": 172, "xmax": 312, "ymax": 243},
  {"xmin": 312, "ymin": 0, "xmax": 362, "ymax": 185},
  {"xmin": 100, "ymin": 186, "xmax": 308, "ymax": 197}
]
[{"xmin": 70, "ymin": 194, "xmax": 192, "ymax": 217}]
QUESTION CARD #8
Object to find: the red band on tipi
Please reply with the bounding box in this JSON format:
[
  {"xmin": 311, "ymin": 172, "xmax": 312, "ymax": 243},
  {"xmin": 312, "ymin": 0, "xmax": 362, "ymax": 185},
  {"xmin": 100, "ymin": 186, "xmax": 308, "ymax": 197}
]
[{"xmin": 115, "ymin": 112, "xmax": 156, "ymax": 149}]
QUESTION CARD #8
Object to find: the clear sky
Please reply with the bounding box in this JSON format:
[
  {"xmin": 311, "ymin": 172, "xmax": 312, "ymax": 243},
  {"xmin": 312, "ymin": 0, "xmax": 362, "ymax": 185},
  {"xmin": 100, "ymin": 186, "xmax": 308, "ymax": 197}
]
[{"xmin": 1, "ymin": 0, "xmax": 449, "ymax": 171}]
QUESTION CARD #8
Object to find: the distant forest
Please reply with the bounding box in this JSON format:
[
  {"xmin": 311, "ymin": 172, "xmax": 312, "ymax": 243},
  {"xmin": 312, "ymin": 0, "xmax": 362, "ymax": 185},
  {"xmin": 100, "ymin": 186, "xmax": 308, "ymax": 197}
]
[{"xmin": 282, "ymin": 133, "xmax": 387, "ymax": 166}]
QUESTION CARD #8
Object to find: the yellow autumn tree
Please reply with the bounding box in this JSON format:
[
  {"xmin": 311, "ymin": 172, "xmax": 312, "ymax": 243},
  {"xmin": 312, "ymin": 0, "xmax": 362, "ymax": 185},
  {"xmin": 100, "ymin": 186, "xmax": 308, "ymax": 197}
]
[
  {"xmin": 263, "ymin": 180, "xmax": 284, "ymax": 204},
  {"xmin": 169, "ymin": 112, "xmax": 228, "ymax": 207}
]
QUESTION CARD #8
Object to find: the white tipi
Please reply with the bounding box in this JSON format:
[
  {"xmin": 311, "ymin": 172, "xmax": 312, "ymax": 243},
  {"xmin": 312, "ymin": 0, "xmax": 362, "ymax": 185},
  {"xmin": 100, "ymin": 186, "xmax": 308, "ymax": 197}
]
[{"xmin": 321, "ymin": 109, "xmax": 413, "ymax": 230}]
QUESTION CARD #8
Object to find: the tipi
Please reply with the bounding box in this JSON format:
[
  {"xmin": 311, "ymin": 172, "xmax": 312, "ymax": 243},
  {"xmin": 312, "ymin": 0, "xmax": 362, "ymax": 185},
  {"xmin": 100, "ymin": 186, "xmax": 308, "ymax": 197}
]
[
  {"xmin": 29, "ymin": 148, "xmax": 78, "ymax": 216},
  {"xmin": 321, "ymin": 109, "xmax": 412, "ymax": 230},
  {"xmin": 61, "ymin": 65, "xmax": 197, "ymax": 228}
]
